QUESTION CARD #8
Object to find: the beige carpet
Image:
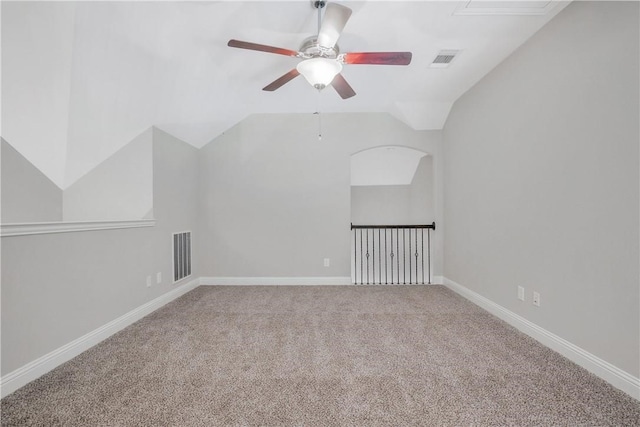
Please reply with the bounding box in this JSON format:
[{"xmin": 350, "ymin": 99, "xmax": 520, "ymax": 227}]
[{"xmin": 2, "ymin": 285, "xmax": 639, "ymax": 426}]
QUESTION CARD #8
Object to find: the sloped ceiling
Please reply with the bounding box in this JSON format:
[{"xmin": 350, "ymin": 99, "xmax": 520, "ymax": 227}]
[{"xmin": 1, "ymin": 1, "xmax": 569, "ymax": 189}]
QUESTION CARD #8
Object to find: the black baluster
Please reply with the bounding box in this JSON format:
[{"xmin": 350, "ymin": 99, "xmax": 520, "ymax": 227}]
[
  {"xmin": 372, "ymin": 229, "xmax": 375, "ymax": 284},
  {"xmin": 415, "ymin": 227, "xmax": 419, "ymax": 284},
  {"xmin": 366, "ymin": 230, "xmax": 370, "ymax": 285},
  {"xmin": 354, "ymin": 228, "xmax": 357, "ymax": 284},
  {"xmin": 428, "ymin": 228, "xmax": 431, "ymax": 284},
  {"xmin": 390, "ymin": 229, "xmax": 394, "ymax": 284},
  {"xmin": 421, "ymin": 228, "xmax": 425, "ymax": 285},
  {"xmin": 396, "ymin": 228, "xmax": 400, "ymax": 284},
  {"xmin": 384, "ymin": 229, "xmax": 388, "ymax": 285},
  {"xmin": 377, "ymin": 230, "xmax": 380, "ymax": 284},
  {"xmin": 360, "ymin": 228, "xmax": 363, "ymax": 285},
  {"xmin": 403, "ymin": 229, "xmax": 406, "ymax": 285},
  {"xmin": 409, "ymin": 228, "xmax": 412, "ymax": 284}
]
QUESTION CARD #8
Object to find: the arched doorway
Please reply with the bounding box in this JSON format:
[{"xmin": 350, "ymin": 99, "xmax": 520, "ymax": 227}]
[{"xmin": 350, "ymin": 146, "xmax": 435, "ymax": 284}]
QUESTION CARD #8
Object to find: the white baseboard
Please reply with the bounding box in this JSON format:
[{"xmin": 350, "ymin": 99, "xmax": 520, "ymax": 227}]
[
  {"xmin": 200, "ymin": 276, "xmax": 352, "ymax": 286},
  {"xmin": 442, "ymin": 277, "xmax": 640, "ymax": 400},
  {"xmin": 0, "ymin": 278, "xmax": 199, "ymax": 398},
  {"xmin": 199, "ymin": 277, "xmax": 444, "ymax": 286}
]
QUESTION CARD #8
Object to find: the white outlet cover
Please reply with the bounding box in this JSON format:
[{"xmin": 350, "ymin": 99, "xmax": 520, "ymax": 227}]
[
  {"xmin": 146, "ymin": 276, "xmax": 152, "ymax": 287},
  {"xmin": 324, "ymin": 258, "xmax": 330, "ymax": 267},
  {"xmin": 533, "ymin": 291, "xmax": 541, "ymax": 306},
  {"xmin": 517, "ymin": 286, "xmax": 525, "ymax": 301},
  {"xmin": 156, "ymin": 272, "xmax": 162, "ymax": 284}
]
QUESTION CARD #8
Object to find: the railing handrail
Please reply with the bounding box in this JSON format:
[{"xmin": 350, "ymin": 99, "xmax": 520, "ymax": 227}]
[{"xmin": 351, "ymin": 222, "xmax": 435, "ymax": 230}]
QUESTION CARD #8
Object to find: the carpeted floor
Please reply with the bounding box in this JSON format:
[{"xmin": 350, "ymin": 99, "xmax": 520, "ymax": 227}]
[{"xmin": 2, "ymin": 285, "xmax": 639, "ymax": 426}]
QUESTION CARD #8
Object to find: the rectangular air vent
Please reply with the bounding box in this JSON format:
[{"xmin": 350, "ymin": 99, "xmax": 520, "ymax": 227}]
[
  {"xmin": 454, "ymin": 1, "xmax": 557, "ymax": 16},
  {"xmin": 173, "ymin": 231, "xmax": 192, "ymax": 282},
  {"xmin": 433, "ymin": 55, "xmax": 455, "ymax": 64},
  {"xmin": 430, "ymin": 50, "xmax": 460, "ymax": 68}
]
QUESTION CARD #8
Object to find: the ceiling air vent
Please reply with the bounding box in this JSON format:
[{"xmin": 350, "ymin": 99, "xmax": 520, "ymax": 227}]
[
  {"xmin": 453, "ymin": 1, "xmax": 558, "ymax": 16},
  {"xmin": 430, "ymin": 50, "xmax": 460, "ymax": 68}
]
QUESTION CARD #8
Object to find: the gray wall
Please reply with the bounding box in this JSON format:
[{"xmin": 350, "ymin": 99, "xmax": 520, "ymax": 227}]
[
  {"xmin": 151, "ymin": 127, "xmax": 200, "ymax": 280},
  {"xmin": 443, "ymin": 1, "xmax": 639, "ymax": 376},
  {"xmin": 1, "ymin": 139, "xmax": 63, "ymax": 223},
  {"xmin": 1, "ymin": 127, "xmax": 199, "ymax": 375},
  {"xmin": 63, "ymin": 129, "xmax": 153, "ymax": 221},
  {"xmin": 352, "ymin": 185, "xmax": 413, "ymax": 225},
  {"xmin": 198, "ymin": 113, "xmax": 443, "ymax": 278},
  {"xmin": 351, "ymin": 156, "xmax": 434, "ymax": 225},
  {"xmin": 2, "ymin": 129, "xmax": 153, "ymax": 223}
]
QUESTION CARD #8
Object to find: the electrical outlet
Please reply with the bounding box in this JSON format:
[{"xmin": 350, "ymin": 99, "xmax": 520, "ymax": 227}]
[
  {"xmin": 533, "ymin": 291, "xmax": 541, "ymax": 307},
  {"xmin": 517, "ymin": 286, "xmax": 525, "ymax": 301},
  {"xmin": 324, "ymin": 258, "xmax": 330, "ymax": 267},
  {"xmin": 156, "ymin": 272, "xmax": 162, "ymax": 284},
  {"xmin": 146, "ymin": 275, "xmax": 152, "ymax": 288}
]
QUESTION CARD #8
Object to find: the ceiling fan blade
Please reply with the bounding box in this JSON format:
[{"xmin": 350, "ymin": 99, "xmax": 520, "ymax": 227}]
[
  {"xmin": 331, "ymin": 73, "xmax": 356, "ymax": 99},
  {"xmin": 317, "ymin": 3, "xmax": 352, "ymax": 48},
  {"xmin": 343, "ymin": 52, "xmax": 412, "ymax": 65},
  {"xmin": 263, "ymin": 69, "xmax": 300, "ymax": 91},
  {"xmin": 228, "ymin": 39, "xmax": 299, "ymax": 57}
]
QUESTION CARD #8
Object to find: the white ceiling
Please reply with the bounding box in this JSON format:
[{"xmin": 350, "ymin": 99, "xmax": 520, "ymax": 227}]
[{"xmin": 1, "ymin": 1, "xmax": 569, "ymax": 189}]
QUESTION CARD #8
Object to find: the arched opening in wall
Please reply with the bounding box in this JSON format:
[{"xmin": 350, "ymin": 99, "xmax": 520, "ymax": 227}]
[{"xmin": 350, "ymin": 146, "xmax": 435, "ymax": 284}]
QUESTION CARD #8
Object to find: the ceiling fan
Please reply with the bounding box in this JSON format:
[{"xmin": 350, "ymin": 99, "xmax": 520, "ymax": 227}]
[{"xmin": 227, "ymin": 1, "xmax": 412, "ymax": 99}]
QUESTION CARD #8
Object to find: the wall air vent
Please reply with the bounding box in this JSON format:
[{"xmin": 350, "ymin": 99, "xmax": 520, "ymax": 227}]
[
  {"xmin": 430, "ymin": 50, "xmax": 460, "ymax": 68},
  {"xmin": 173, "ymin": 231, "xmax": 192, "ymax": 283}
]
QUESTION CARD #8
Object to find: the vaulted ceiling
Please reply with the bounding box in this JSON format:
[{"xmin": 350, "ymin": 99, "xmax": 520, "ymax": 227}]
[{"xmin": 1, "ymin": 1, "xmax": 569, "ymax": 189}]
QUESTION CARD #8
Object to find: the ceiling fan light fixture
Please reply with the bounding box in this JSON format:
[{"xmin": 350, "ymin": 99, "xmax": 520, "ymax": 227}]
[{"xmin": 296, "ymin": 57, "xmax": 342, "ymax": 90}]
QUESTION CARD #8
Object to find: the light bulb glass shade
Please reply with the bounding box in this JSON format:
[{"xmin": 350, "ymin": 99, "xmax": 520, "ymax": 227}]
[{"xmin": 296, "ymin": 58, "xmax": 342, "ymax": 90}]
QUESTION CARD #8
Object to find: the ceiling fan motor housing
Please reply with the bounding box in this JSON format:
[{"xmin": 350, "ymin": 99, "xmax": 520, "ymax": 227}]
[{"xmin": 299, "ymin": 36, "xmax": 339, "ymax": 59}]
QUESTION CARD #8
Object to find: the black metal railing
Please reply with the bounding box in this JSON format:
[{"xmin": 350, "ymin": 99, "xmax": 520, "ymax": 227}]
[{"xmin": 351, "ymin": 222, "xmax": 435, "ymax": 285}]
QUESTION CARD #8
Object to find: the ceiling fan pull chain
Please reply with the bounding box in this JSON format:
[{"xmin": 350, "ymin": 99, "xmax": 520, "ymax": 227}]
[{"xmin": 318, "ymin": 91, "xmax": 322, "ymax": 141}]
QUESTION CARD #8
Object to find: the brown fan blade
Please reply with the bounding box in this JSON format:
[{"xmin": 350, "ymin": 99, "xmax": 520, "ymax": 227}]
[
  {"xmin": 263, "ymin": 69, "xmax": 300, "ymax": 91},
  {"xmin": 331, "ymin": 73, "xmax": 356, "ymax": 99},
  {"xmin": 228, "ymin": 39, "xmax": 299, "ymax": 57},
  {"xmin": 343, "ymin": 52, "xmax": 412, "ymax": 65},
  {"xmin": 317, "ymin": 3, "xmax": 352, "ymax": 49}
]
